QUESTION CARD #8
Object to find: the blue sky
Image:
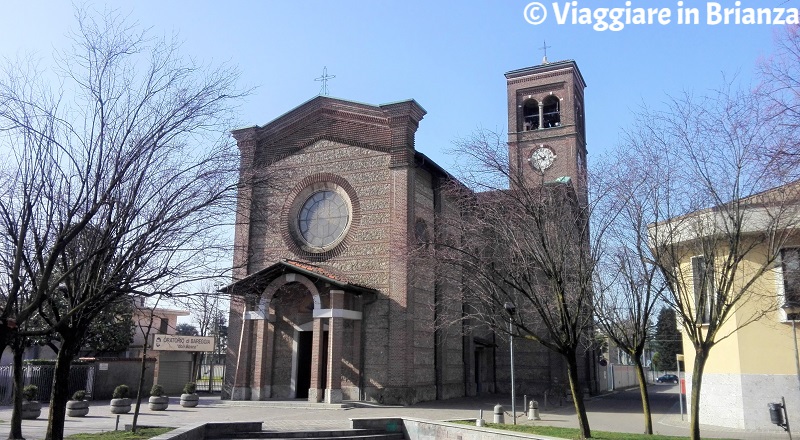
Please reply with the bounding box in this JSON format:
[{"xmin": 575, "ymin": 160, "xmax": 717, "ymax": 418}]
[{"xmin": 0, "ymin": 1, "xmax": 787, "ymax": 170}]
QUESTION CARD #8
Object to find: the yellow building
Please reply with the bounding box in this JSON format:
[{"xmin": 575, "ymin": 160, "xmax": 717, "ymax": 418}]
[{"xmin": 650, "ymin": 181, "xmax": 800, "ymax": 431}]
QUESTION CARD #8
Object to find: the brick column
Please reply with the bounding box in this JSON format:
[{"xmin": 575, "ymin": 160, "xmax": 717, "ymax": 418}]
[
  {"xmin": 231, "ymin": 316, "xmax": 254, "ymax": 400},
  {"xmin": 308, "ymin": 317, "xmax": 325, "ymax": 402},
  {"xmin": 252, "ymin": 318, "xmax": 274, "ymax": 400},
  {"xmin": 325, "ymin": 290, "xmax": 345, "ymax": 403}
]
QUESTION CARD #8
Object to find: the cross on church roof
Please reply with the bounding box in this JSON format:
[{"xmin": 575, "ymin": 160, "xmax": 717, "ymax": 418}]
[
  {"xmin": 315, "ymin": 66, "xmax": 336, "ymax": 96},
  {"xmin": 540, "ymin": 40, "xmax": 552, "ymax": 65}
]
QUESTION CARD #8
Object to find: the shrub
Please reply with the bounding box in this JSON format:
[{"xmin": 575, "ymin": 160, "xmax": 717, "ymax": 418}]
[
  {"xmin": 22, "ymin": 384, "xmax": 37, "ymax": 401},
  {"xmin": 112, "ymin": 384, "xmax": 129, "ymax": 399},
  {"xmin": 150, "ymin": 384, "xmax": 164, "ymax": 397},
  {"xmin": 182, "ymin": 382, "xmax": 196, "ymax": 394},
  {"xmin": 71, "ymin": 390, "xmax": 86, "ymax": 401}
]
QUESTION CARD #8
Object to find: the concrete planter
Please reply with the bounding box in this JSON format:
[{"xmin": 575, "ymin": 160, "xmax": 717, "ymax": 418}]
[
  {"xmin": 148, "ymin": 395, "xmax": 169, "ymax": 411},
  {"xmin": 180, "ymin": 393, "xmax": 199, "ymax": 408},
  {"xmin": 67, "ymin": 400, "xmax": 89, "ymax": 417},
  {"xmin": 21, "ymin": 401, "xmax": 41, "ymax": 420},
  {"xmin": 110, "ymin": 397, "xmax": 131, "ymax": 414}
]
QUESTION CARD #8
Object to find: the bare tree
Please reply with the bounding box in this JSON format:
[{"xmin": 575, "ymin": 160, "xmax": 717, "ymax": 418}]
[
  {"xmin": 173, "ymin": 281, "xmax": 228, "ymax": 381},
  {"xmin": 614, "ymin": 85, "xmax": 798, "ymax": 440},
  {"xmin": 179, "ymin": 282, "xmax": 228, "ymax": 337},
  {"xmin": 759, "ymin": 25, "xmax": 800, "ymax": 178},
  {"xmin": 0, "ymin": 60, "xmax": 121, "ymax": 440},
  {"xmin": 423, "ymin": 129, "xmax": 611, "ymax": 439},
  {"xmin": 593, "ymin": 150, "xmax": 669, "ymax": 435},
  {"xmin": 0, "ymin": 8, "xmax": 245, "ymax": 440}
]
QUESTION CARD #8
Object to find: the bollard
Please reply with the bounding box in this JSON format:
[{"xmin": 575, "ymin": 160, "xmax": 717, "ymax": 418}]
[
  {"xmin": 528, "ymin": 400, "xmax": 534, "ymax": 420},
  {"xmin": 528, "ymin": 399, "xmax": 541, "ymax": 420},
  {"xmin": 494, "ymin": 403, "xmax": 505, "ymax": 424},
  {"xmin": 477, "ymin": 408, "xmax": 485, "ymax": 427}
]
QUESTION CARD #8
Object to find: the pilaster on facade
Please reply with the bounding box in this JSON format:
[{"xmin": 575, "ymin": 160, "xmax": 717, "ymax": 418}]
[
  {"xmin": 231, "ymin": 131, "xmax": 257, "ymax": 280},
  {"xmin": 252, "ymin": 317, "xmax": 274, "ymax": 400},
  {"xmin": 382, "ymin": 101, "xmax": 426, "ymax": 169},
  {"xmin": 229, "ymin": 312, "xmax": 253, "ymax": 401},
  {"xmin": 325, "ymin": 290, "xmax": 346, "ymax": 403},
  {"xmin": 308, "ymin": 317, "xmax": 325, "ymax": 403}
]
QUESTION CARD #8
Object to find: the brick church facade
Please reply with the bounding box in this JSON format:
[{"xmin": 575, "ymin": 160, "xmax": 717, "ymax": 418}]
[{"xmin": 222, "ymin": 60, "xmax": 593, "ymax": 404}]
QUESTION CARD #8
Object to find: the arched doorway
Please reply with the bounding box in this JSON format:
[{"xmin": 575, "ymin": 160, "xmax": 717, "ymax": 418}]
[{"xmin": 268, "ymin": 281, "xmax": 323, "ymax": 399}]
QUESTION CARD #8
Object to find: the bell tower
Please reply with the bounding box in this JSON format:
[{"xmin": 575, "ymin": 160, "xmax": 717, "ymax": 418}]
[{"xmin": 505, "ymin": 59, "xmax": 587, "ymax": 202}]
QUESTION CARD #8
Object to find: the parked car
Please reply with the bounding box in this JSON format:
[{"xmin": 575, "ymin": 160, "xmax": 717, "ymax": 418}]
[{"xmin": 656, "ymin": 374, "xmax": 679, "ymax": 384}]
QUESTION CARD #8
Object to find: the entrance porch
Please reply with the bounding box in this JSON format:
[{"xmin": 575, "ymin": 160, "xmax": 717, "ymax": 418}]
[{"xmin": 223, "ymin": 259, "xmax": 376, "ymax": 403}]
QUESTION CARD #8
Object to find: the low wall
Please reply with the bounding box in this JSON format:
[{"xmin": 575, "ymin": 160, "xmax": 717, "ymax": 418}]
[
  {"xmin": 607, "ymin": 364, "xmax": 651, "ymax": 390},
  {"xmin": 351, "ymin": 417, "xmax": 562, "ymax": 440},
  {"xmin": 92, "ymin": 358, "xmax": 155, "ymax": 400},
  {"xmin": 153, "ymin": 418, "xmax": 559, "ymax": 440},
  {"xmin": 150, "ymin": 422, "xmax": 262, "ymax": 440}
]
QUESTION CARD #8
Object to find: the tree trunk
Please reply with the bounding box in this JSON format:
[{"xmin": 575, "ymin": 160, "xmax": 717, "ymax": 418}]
[
  {"xmin": 9, "ymin": 341, "xmax": 24, "ymax": 440},
  {"xmin": 689, "ymin": 348, "xmax": 708, "ymax": 440},
  {"xmin": 131, "ymin": 351, "xmax": 149, "ymax": 433},
  {"xmin": 45, "ymin": 340, "xmax": 79, "ymax": 440},
  {"xmin": 566, "ymin": 351, "xmax": 592, "ymax": 439},
  {"xmin": 633, "ymin": 359, "xmax": 653, "ymax": 435},
  {"xmin": 132, "ymin": 304, "xmax": 158, "ymax": 433}
]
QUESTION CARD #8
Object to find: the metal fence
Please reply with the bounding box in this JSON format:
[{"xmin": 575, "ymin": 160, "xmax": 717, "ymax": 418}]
[
  {"xmin": 0, "ymin": 364, "xmax": 95, "ymax": 405},
  {"xmin": 196, "ymin": 362, "xmax": 224, "ymax": 393}
]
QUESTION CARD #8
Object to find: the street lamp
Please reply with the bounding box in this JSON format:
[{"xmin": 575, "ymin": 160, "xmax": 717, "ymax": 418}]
[
  {"xmin": 209, "ymin": 280, "xmax": 225, "ymax": 392},
  {"xmin": 504, "ymin": 302, "xmax": 517, "ymax": 425},
  {"xmin": 782, "ymin": 302, "xmax": 800, "ymax": 392}
]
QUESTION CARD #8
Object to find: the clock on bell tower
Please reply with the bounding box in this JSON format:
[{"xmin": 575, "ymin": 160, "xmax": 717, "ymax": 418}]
[{"xmin": 505, "ymin": 59, "xmax": 587, "ymax": 203}]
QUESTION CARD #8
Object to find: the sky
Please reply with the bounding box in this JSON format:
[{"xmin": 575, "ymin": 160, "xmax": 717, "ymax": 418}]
[
  {"xmin": 0, "ymin": 0, "xmax": 791, "ymax": 321},
  {"xmin": 0, "ymin": 0, "xmax": 790, "ymax": 172}
]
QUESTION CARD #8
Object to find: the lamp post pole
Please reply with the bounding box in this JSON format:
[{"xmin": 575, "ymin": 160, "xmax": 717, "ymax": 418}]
[
  {"xmin": 210, "ymin": 281, "xmax": 225, "ymax": 392},
  {"xmin": 505, "ymin": 302, "xmax": 516, "ymax": 425}
]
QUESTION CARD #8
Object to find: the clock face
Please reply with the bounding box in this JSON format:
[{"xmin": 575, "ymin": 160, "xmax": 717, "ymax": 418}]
[{"xmin": 530, "ymin": 147, "xmax": 556, "ymax": 172}]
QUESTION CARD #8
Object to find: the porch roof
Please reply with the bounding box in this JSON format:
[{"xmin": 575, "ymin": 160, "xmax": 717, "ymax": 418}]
[{"xmin": 220, "ymin": 259, "xmax": 378, "ymax": 296}]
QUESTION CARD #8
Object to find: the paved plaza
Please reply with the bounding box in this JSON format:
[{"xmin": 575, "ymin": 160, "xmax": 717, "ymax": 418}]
[{"xmin": 0, "ymin": 385, "xmax": 789, "ymax": 439}]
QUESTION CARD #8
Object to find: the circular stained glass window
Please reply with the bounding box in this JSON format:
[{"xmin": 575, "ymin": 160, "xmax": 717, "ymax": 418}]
[{"xmin": 297, "ymin": 190, "xmax": 350, "ymax": 248}]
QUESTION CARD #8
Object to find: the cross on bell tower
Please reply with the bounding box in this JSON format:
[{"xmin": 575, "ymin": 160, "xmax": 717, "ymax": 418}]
[{"xmin": 540, "ymin": 41, "xmax": 552, "ymax": 64}]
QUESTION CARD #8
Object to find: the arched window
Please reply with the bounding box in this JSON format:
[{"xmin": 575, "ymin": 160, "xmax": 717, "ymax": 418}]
[
  {"xmin": 542, "ymin": 95, "xmax": 561, "ymax": 128},
  {"xmin": 522, "ymin": 99, "xmax": 539, "ymax": 131}
]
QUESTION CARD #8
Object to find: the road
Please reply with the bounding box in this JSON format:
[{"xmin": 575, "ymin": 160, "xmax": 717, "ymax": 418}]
[{"xmin": 0, "ymin": 384, "xmax": 788, "ymax": 439}]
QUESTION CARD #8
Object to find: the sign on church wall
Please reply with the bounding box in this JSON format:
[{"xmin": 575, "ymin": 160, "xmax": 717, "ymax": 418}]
[{"xmin": 151, "ymin": 334, "xmax": 215, "ymax": 352}]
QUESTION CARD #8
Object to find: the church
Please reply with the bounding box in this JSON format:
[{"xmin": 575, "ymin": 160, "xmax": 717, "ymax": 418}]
[{"xmin": 222, "ymin": 59, "xmax": 592, "ymax": 405}]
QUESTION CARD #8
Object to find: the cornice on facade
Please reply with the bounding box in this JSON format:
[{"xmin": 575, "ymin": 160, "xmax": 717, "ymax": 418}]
[
  {"xmin": 505, "ymin": 60, "xmax": 587, "ymax": 90},
  {"xmin": 647, "ymin": 180, "xmax": 800, "ymax": 250}
]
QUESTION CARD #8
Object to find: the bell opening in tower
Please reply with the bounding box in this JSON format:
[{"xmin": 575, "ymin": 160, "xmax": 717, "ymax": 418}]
[
  {"xmin": 522, "ymin": 99, "xmax": 539, "ymax": 131},
  {"xmin": 542, "ymin": 95, "xmax": 561, "ymax": 128}
]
